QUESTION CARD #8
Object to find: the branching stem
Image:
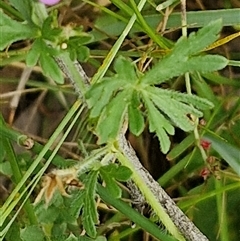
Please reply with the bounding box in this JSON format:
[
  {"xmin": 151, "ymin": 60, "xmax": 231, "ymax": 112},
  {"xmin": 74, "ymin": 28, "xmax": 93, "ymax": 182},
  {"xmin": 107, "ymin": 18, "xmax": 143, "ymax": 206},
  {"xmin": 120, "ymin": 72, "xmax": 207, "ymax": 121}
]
[{"xmin": 55, "ymin": 50, "xmax": 209, "ymax": 241}]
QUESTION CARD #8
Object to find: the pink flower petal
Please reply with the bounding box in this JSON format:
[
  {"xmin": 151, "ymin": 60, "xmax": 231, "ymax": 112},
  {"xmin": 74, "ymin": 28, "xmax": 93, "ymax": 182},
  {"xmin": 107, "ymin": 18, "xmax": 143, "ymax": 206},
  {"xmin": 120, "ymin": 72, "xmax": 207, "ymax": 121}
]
[{"xmin": 39, "ymin": 0, "xmax": 61, "ymax": 6}]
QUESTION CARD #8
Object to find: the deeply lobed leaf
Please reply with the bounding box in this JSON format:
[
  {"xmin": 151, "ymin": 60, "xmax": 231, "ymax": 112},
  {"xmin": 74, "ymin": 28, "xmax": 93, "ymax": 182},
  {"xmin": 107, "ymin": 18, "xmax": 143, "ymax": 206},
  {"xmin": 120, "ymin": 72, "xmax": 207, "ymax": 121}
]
[
  {"xmin": 85, "ymin": 21, "xmax": 228, "ymax": 152},
  {"xmin": 141, "ymin": 20, "xmax": 228, "ymax": 85}
]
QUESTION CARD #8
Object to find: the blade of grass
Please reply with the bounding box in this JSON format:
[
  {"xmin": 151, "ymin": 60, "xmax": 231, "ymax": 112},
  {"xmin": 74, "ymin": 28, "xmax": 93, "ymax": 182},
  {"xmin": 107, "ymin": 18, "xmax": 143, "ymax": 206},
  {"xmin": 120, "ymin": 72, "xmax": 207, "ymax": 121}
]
[
  {"xmin": 178, "ymin": 181, "xmax": 240, "ymax": 210},
  {"xmin": 158, "ymin": 150, "xmax": 203, "ymax": 187},
  {"xmin": 0, "ymin": 100, "xmax": 82, "ymax": 226},
  {"xmin": 204, "ymin": 133, "xmax": 240, "ymax": 176},
  {"xmin": 1, "ymin": 102, "xmax": 85, "ymax": 239},
  {"xmin": 83, "ymin": 0, "xmax": 129, "ymax": 25},
  {"xmin": 97, "ymin": 184, "xmax": 178, "ymax": 241},
  {"xmin": 90, "ymin": 8, "xmax": 240, "ymax": 43},
  {"xmin": 91, "ymin": 0, "xmax": 147, "ymax": 83},
  {"xmin": 0, "ymin": 101, "xmax": 84, "ymax": 239},
  {"xmin": 0, "ymin": 128, "xmax": 37, "ymax": 225},
  {"xmin": 0, "ymin": 1, "xmax": 24, "ymax": 20},
  {"xmin": 129, "ymin": 0, "xmax": 171, "ymax": 49},
  {"xmin": 167, "ymin": 133, "xmax": 195, "ymax": 161},
  {"xmin": 202, "ymin": 73, "xmax": 240, "ymax": 87},
  {"xmin": 215, "ymin": 178, "xmax": 229, "ymax": 241}
]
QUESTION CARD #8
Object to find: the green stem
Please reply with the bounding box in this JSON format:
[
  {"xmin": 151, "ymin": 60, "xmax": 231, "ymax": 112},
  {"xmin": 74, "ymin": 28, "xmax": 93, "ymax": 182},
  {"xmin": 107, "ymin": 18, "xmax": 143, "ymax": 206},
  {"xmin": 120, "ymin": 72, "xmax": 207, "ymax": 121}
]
[{"xmin": 115, "ymin": 150, "xmax": 185, "ymax": 241}]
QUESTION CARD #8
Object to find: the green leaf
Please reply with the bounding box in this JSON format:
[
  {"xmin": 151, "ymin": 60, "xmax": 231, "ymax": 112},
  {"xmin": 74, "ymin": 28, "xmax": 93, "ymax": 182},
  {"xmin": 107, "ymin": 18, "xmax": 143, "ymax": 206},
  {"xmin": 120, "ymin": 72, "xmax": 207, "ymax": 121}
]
[
  {"xmin": 96, "ymin": 89, "xmax": 131, "ymax": 144},
  {"xmin": 204, "ymin": 133, "xmax": 240, "ymax": 176},
  {"xmin": 34, "ymin": 202, "xmax": 59, "ymax": 223},
  {"xmin": 68, "ymin": 191, "xmax": 85, "ymax": 219},
  {"xmin": 151, "ymin": 96, "xmax": 197, "ymax": 131},
  {"xmin": 0, "ymin": 10, "xmax": 39, "ymax": 51},
  {"xmin": 26, "ymin": 38, "xmax": 64, "ymax": 84},
  {"xmin": 20, "ymin": 225, "xmax": 45, "ymax": 241},
  {"xmin": 147, "ymin": 86, "xmax": 214, "ymax": 110},
  {"xmin": 128, "ymin": 90, "xmax": 145, "ymax": 136},
  {"xmin": 142, "ymin": 54, "xmax": 228, "ymax": 85},
  {"xmin": 100, "ymin": 164, "xmax": 132, "ymax": 198},
  {"xmin": 95, "ymin": 236, "xmax": 107, "ymax": 241},
  {"xmin": 86, "ymin": 78, "xmax": 124, "ymax": 118},
  {"xmin": 113, "ymin": 56, "xmax": 138, "ymax": 83},
  {"xmin": 8, "ymin": 0, "xmax": 33, "ymax": 23},
  {"xmin": 76, "ymin": 46, "xmax": 90, "ymax": 62},
  {"xmin": 100, "ymin": 168, "xmax": 122, "ymax": 198},
  {"xmin": 41, "ymin": 16, "xmax": 62, "ymax": 42},
  {"xmin": 51, "ymin": 223, "xmax": 68, "ymax": 241},
  {"xmin": 26, "ymin": 39, "xmax": 41, "ymax": 66},
  {"xmin": 82, "ymin": 171, "xmax": 99, "ymax": 238},
  {"xmin": 5, "ymin": 222, "xmax": 21, "ymax": 241},
  {"xmin": 142, "ymin": 94, "xmax": 174, "ymax": 154},
  {"xmin": 141, "ymin": 20, "xmax": 228, "ymax": 85},
  {"xmin": 65, "ymin": 233, "xmax": 78, "ymax": 241},
  {"xmin": 0, "ymin": 161, "xmax": 12, "ymax": 176},
  {"xmin": 79, "ymin": 235, "xmax": 107, "ymax": 241},
  {"xmin": 174, "ymin": 19, "xmax": 223, "ymax": 55},
  {"xmin": 39, "ymin": 51, "xmax": 64, "ymax": 84},
  {"xmin": 139, "ymin": 86, "xmax": 214, "ymax": 152},
  {"xmin": 184, "ymin": 55, "xmax": 228, "ymax": 73},
  {"xmin": 147, "ymin": 87, "xmax": 204, "ymax": 132}
]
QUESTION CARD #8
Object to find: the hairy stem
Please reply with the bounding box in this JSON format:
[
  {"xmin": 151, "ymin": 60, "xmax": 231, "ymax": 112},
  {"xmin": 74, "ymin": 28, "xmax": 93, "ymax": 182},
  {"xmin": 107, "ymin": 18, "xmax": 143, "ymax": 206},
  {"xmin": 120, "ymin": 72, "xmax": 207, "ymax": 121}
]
[{"xmin": 55, "ymin": 51, "xmax": 209, "ymax": 240}]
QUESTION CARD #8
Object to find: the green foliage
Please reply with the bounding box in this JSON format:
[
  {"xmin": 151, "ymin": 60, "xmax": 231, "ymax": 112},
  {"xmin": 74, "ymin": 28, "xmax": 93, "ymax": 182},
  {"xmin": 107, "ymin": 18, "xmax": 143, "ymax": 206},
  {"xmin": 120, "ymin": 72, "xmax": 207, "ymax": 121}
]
[
  {"xmin": 82, "ymin": 171, "xmax": 99, "ymax": 238},
  {"xmin": 0, "ymin": 10, "xmax": 39, "ymax": 51},
  {"xmin": 8, "ymin": 0, "xmax": 33, "ymax": 23},
  {"xmin": 26, "ymin": 38, "xmax": 64, "ymax": 84},
  {"xmin": 142, "ymin": 20, "xmax": 228, "ymax": 85},
  {"xmin": 204, "ymin": 133, "xmax": 240, "ymax": 176},
  {"xmin": 1, "ymin": 1, "xmax": 240, "ymax": 241},
  {"xmin": 100, "ymin": 164, "xmax": 132, "ymax": 198},
  {"xmin": 41, "ymin": 16, "xmax": 62, "ymax": 42},
  {"xmin": 20, "ymin": 225, "xmax": 45, "ymax": 241},
  {"xmin": 86, "ymin": 21, "xmax": 225, "ymax": 153},
  {"xmin": 0, "ymin": 5, "xmax": 92, "ymax": 83}
]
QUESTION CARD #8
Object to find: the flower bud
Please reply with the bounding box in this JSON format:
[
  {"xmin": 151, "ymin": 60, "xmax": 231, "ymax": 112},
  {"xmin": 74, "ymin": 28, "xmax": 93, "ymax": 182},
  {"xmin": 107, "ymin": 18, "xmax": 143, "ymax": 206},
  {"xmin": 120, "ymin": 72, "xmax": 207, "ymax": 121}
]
[{"xmin": 200, "ymin": 139, "xmax": 211, "ymax": 150}]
